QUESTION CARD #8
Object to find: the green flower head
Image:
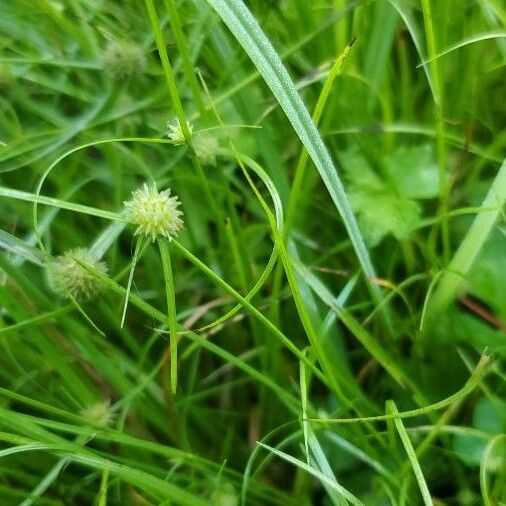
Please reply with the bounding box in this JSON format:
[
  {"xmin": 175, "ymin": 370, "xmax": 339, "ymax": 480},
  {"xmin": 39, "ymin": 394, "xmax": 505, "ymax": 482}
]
[
  {"xmin": 167, "ymin": 119, "xmax": 193, "ymax": 145},
  {"xmin": 102, "ymin": 40, "xmax": 146, "ymax": 79},
  {"xmin": 80, "ymin": 400, "xmax": 115, "ymax": 427},
  {"xmin": 47, "ymin": 248, "xmax": 107, "ymax": 302},
  {"xmin": 124, "ymin": 183, "xmax": 184, "ymax": 242},
  {"xmin": 193, "ymin": 133, "xmax": 219, "ymax": 165}
]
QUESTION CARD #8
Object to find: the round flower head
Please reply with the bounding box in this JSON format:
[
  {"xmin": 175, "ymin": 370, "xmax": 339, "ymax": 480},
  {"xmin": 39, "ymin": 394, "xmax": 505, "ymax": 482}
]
[
  {"xmin": 124, "ymin": 183, "xmax": 184, "ymax": 242},
  {"xmin": 167, "ymin": 119, "xmax": 193, "ymax": 145},
  {"xmin": 193, "ymin": 133, "xmax": 219, "ymax": 165},
  {"xmin": 102, "ymin": 40, "xmax": 146, "ymax": 79},
  {"xmin": 47, "ymin": 248, "xmax": 107, "ymax": 302},
  {"xmin": 80, "ymin": 400, "xmax": 115, "ymax": 427},
  {"xmin": 210, "ymin": 483, "xmax": 238, "ymax": 506}
]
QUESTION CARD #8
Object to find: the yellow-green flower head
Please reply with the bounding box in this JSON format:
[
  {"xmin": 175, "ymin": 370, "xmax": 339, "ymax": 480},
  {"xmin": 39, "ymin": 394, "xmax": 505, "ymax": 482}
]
[
  {"xmin": 47, "ymin": 248, "xmax": 107, "ymax": 302},
  {"xmin": 193, "ymin": 133, "xmax": 219, "ymax": 165},
  {"xmin": 210, "ymin": 483, "xmax": 238, "ymax": 506},
  {"xmin": 167, "ymin": 119, "xmax": 193, "ymax": 145},
  {"xmin": 80, "ymin": 400, "xmax": 115, "ymax": 427},
  {"xmin": 124, "ymin": 183, "xmax": 184, "ymax": 242},
  {"xmin": 102, "ymin": 40, "xmax": 146, "ymax": 79}
]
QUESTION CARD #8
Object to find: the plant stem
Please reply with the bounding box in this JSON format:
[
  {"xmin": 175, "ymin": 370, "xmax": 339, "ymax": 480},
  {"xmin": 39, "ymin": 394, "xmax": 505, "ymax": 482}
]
[{"xmin": 159, "ymin": 239, "xmax": 178, "ymax": 394}]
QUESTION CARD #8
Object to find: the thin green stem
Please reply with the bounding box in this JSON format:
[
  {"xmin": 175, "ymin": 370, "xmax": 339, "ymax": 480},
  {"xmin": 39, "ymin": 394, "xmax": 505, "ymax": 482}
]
[
  {"xmin": 121, "ymin": 238, "xmax": 143, "ymax": 328},
  {"xmin": 158, "ymin": 239, "xmax": 178, "ymax": 393},
  {"xmin": 163, "ymin": 0, "xmax": 205, "ymax": 114},
  {"xmin": 171, "ymin": 240, "xmax": 329, "ymax": 388},
  {"xmin": 144, "ymin": 0, "xmax": 191, "ymax": 140},
  {"xmin": 285, "ymin": 39, "xmax": 355, "ymax": 234},
  {"xmin": 420, "ymin": 0, "xmax": 449, "ymax": 262},
  {"xmin": 386, "ymin": 401, "xmax": 433, "ymax": 505}
]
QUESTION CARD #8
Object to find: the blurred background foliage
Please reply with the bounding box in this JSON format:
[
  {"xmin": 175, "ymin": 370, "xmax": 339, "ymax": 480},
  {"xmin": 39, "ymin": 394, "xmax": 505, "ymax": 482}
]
[{"xmin": 0, "ymin": 0, "xmax": 505, "ymax": 504}]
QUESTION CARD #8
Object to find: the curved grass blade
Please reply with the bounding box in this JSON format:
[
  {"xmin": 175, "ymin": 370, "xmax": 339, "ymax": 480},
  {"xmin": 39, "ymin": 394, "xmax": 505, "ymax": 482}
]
[
  {"xmin": 0, "ymin": 442, "xmax": 211, "ymax": 505},
  {"xmin": 204, "ymin": 0, "xmax": 379, "ymax": 298},
  {"xmin": 417, "ymin": 30, "xmax": 506, "ymax": 67},
  {"xmin": 257, "ymin": 442, "xmax": 363, "ymax": 505},
  {"xmin": 310, "ymin": 351, "xmax": 491, "ymax": 424},
  {"xmin": 480, "ymin": 434, "xmax": 506, "ymax": 506},
  {"xmin": 387, "ymin": 0, "xmax": 436, "ymax": 103}
]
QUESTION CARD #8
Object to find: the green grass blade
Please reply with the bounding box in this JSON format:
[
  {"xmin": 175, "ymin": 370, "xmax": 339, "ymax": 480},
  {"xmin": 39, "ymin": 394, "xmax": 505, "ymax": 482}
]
[
  {"xmin": 172, "ymin": 240, "xmax": 328, "ymax": 386},
  {"xmin": 310, "ymin": 352, "xmax": 491, "ymax": 424},
  {"xmin": 417, "ymin": 30, "xmax": 506, "ymax": 66},
  {"xmin": 426, "ymin": 156, "xmax": 506, "ymax": 325},
  {"xmin": 286, "ymin": 40, "xmax": 355, "ymax": 233},
  {"xmin": 290, "ymin": 255, "xmax": 409, "ymax": 389},
  {"xmin": 144, "ymin": 0, "xmax": 191, "ymax": 139},
  {"xmin": 0, "ymin": 228, "xmax": 46, "ymax": 266},
  {"xmin": 480, "ymin": 434, "xmax": 506, "ymax": 506},
  {"xmin": 158, "ymin": 239, "xmax": 178, "ymax": 393},
  {"xmin": 257, "ymin": 442, "xmax": 363, "ymax": 505},
  {"xmin": 386, "ymin": 400, "xmax": 433, "ymax": 505},
  {"xmin": 121, "ymin": 239, "xmax": 143, "ymax": 328},
  {"xmin": 204, "ymin": 0, "xmax": 379, "ymax": 294},
  {"xmin": 0, "ymin": 187, "xmax": 125, "ymax": 223}
]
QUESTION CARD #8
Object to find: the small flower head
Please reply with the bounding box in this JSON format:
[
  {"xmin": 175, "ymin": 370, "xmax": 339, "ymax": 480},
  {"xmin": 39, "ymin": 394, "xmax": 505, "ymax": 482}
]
[
  {"xmin": 47, "ymin": 248, "xmax": 107, "ymax": 302},
  {"xmin": 210, "ymin": 483, "xmax": 238, "ymax": 506},
  {"xmin": 80, "ymin": 400, "xmax": 115, "ymax": 427},
  {"xmin": 167, "ymin": 118, "xmax": 193, "ymax": 145},
  {"xmin": 124, "ymin": 183, "xmax": 184, "ymax": 242},
  {"xmin": 102, "ymin": 40, "xmax": 146, "ymax": 79},
  {"xmin": 193, "ymin": 133, "xmax": 219, "ymax": 165}
]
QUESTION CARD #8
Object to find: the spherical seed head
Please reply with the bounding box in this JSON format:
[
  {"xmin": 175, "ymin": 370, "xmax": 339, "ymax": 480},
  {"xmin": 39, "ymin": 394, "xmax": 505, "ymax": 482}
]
[
  {"xmin": 167, "ymin": 119, "xmax": 193, "ymax": 145},
  {"xmin": 210, "ymin": 483, "xmax": 238, "ymax": 506},
  {"xmin": 456, "ymin": 490, "xmax": 477, "ymax": 506},
  {"xmin": 80, "ymin": 400, "xmax": 115, "ymax": 427},
  {"xmin": 124, "ymin": 183, "xmax": 184, "ymax": 242},
  {"xmin": 48, "ymin": 248, "xmax": 108, "ymax": 302},
  {"xmin": 102, "ymin": 40, "xmax": 146, "ymax": 79},
  {"xmin": 193, "ymin": 133, "xmax": 219, "ymax": 165}
]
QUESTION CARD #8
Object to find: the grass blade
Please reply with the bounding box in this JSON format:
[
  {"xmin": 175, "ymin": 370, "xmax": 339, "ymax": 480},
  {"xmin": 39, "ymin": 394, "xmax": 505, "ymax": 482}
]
[
  {"xmin": 426, "ymin": 156, "xmax": 506, "ymax": 325},
  {"xmin": 386, "ymin": 400, "xmax": 433, "ymax": 505},
  {"xmin": 257, "ymin": 442, "xmax": 362, "ymax": 505},
  {"xmin": 204, "ymin": 0, "xmax": 379, "ymax": 296},
  {"xmin": 417, "ymin": 30, "xmax": 506, "ymax": 66},
  {"xmin": 158, "ymin": 239, "xmax": 178, "ymax": 393}
]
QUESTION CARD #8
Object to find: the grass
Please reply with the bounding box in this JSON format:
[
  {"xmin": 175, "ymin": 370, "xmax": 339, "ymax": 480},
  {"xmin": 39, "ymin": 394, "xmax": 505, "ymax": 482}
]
[{"xmin": 0, "ymin": 0, "xmax": 505, "ymax": 504}]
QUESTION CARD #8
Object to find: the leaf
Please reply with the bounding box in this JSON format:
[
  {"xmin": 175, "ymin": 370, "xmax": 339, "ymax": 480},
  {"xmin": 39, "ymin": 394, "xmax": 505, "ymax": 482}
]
[
  {"xmin": 384, "ymin": 144, "xmax": 439, "ymax": 199},
  {"xmin": 454, "ymin": 397, "xmax": 505, "ymax": 467},
  {"xmin": 340, "ymin": 147, "xmax": 432, "ymax": 245},
  {"xmin": 349, "ymin": 189, "xmax": 421, "ymax": 246},
  {"xmin": 454, "ymin": 433, "xmax": 487, "ymax": 467},
  {"xmin": 473, "ymin": 398, "xmax": 505, "ymax": 435},
  {"xmin": 431, "ymin": 309, "xmax": 506, "ymax": 354}
]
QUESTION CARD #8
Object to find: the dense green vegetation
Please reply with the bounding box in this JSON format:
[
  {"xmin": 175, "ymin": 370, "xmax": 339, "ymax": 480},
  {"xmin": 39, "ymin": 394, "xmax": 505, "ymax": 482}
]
[{"xmin": 0, "ymin": 0, "xmax": 505, "ymax": 504}]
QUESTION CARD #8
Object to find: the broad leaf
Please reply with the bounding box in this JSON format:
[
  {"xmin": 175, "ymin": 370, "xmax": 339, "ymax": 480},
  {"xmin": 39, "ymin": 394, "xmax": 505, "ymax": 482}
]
[{"xmin": 340, "ymin": 144, "xmax": 437, "ymax": 245}]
